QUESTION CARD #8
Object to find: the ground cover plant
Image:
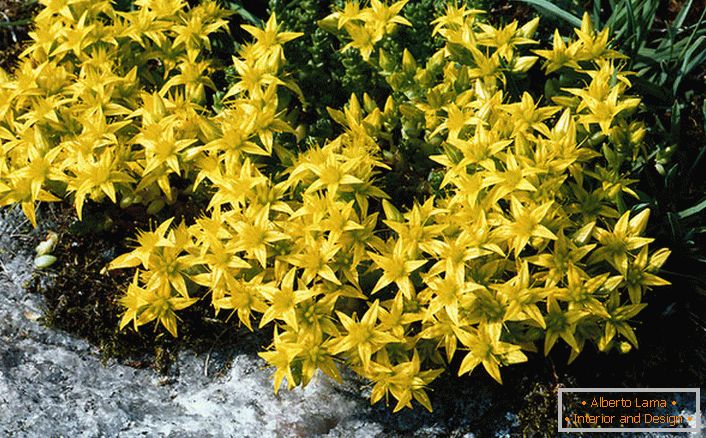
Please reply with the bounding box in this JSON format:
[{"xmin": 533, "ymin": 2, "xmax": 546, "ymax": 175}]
[{"xmin": 0, "ymin": 0, "xmax": 697, "ymax": 418}]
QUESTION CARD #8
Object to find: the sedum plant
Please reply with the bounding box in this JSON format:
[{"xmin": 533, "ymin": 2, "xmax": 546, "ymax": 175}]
[
  {"xmin": 0, "ymin": 0, "xmax": 671, "ymax": 413},
  {"xmin": 0, "ymin": 0, "xmax": 231, "ymax": 224}
]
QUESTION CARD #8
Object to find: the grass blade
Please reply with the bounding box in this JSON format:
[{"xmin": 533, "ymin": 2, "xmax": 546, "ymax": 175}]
[
  {"xmin": 515, "ymin": 0, "xmax": 582, "ymax": 28},
  {"xmin": 678, "ymin": 197, "xmax": 706, "ymax": 220},
  {"xmin": 674, "ymin": 0, "xmax": 694, "ymax": 29},
  {"xmin": 674, "ymin": 35, "xmax": 706, "ymax": 94},
  {"xmin": 592, "ymin": 0, "xmax": 602, "ymax": 29},
  {"xmin": 229, "ymin": 2, "xmax": 260, "ymax": 25},
  {"xmin": 0, "ymin": 18, "xmax": 31, "ymax": 27},
  {"xmin": 625, "ymin": 0, "xmax": 637, "ymax": 55}
]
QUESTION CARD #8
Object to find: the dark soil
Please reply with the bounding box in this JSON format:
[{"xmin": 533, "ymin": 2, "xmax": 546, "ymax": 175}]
[{"xmin": 0, "ymin": 0, "xmax": 36, "ymax": 71}]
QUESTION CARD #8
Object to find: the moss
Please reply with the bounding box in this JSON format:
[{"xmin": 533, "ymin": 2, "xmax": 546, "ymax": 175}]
[{"xmin": 517, "ymin": 381, "xmax": 563, "ymax": 436}]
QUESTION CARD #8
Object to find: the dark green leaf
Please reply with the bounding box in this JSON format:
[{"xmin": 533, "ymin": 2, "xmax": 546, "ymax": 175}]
[
  {"xmin": 515, "ymin": 0, "xmax": 582, "ymax": 28},
  {"xmin": 674, "ymin": 0, "xmax": 694, "ymax": 29},
  {"xmin": 678, "ymin": 197, "xmax": 706, "ymax": 220}
]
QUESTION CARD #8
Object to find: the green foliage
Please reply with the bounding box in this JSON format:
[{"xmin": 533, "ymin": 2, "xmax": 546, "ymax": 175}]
[{"xmin": 267, "ymin": 0, "xmax": 490, "ymax": 206}]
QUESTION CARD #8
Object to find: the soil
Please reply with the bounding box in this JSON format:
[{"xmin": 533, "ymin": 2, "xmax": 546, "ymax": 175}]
[{"xmin": 0, "ymin": 0, "xmax": 36, "ymax": 71}]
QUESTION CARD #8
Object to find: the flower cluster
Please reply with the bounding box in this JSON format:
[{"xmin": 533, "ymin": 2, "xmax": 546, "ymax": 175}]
[
  {"xmin": 0, "ymin": 0, "xmax": 230, "ymax": 224},
  {"xmin": 0, "ymin": 0, "xmax": 670, "ymax": 413},
  {"xmin": 109, "ymin": 13, "xmax": 304, "ymax": 336}
]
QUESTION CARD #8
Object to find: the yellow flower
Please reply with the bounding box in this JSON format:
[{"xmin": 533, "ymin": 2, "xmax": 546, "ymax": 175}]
[
  {"xmin": 297, "ymin": 333, "xmax": 341, "ymax": 387},
  {"xmin": 599, "ymin": 291, "xmax": 646, "ymax": 351},
  {"xmin": 431, "ymin": 4, "xmax": 482, "ymax": 36},
  {"xmin": 476, "ymin": 19, "xmax": 538, "ymax": 61},
  {"xmin": 136, "ymin": 283, "xmax": 198, "ymax": 337},
  {"xmin": 259, "ymin": 268, "xmax": 317, "ymax": 330},
  {"xmin": 495, "ymin": 198, "xmax": 557, "ymax": 257},
  {"xmin": 342, "ymin": 23, "xmax": 378, "ymax": 61},
  {"xmin": 109, "ymin": 218, "xmax": 175, "ymax": 270},
  {"xmin": 118, "ymin": 273, "xmax": 149, "ymax": 331},
  {"xmin": 543, "ymin": 297, "xmax": 586, "ymax": 355},
  {"xmin": 420, "ymin": 266, "xmax": 483, "ymax": 326},
  {"xmin": 335, "ymin": 1, "xmax": 365, "ymax": 30},
  {"xmin": 493, "ymin": 261, "xmax": 548, "ymax": 328},
  {"xmin": 369, "ymin": 349, "xmax": 442, "ymax": 412},
  {"xmin": 456, "ymin": 323, "xmax": 527, "ymax": 383},
  {"xmin": 330, "ymin": 300, "xmax": 400, "ymax": 370},
  {"xmin": 242, "ymin": 14, "xmax": 303, "ymax": 67},
  {"xmin": 213, "ymin": 273, "xmax": 272, "ymax": 330},
  {"xmin": 534, "ymin": 29, "xmax": 580, "ymax": 73},
  {"xmin": 616, "ymin": 246, "xmax": 671, "ymax": 304},
  {"xmin": 230, "ymin": 206, "xmax": 288, "ymax": 268},
  {"xmin": 385, "ymin": 197, "xmax": 445, "ymax": 256},
  {"xmin": 368, "ymin": 240, "xmax": 427, "ymax": 298},
  {"xmin": 573, "ymin": 12, "xmax": 624, "ymax": 61},
  {"xmin": 172, "ymin": 4, "xmax": 228, "ymax": 52},
  {"xmin": 66, "ymin": 148, "xmax": 135, "ymax": 220},
  {"xmin": 284, "ymin": 237, "xmax": 342, "ymax": 285},
  {"xmin": 590, "ymin": 209, "xmax": 654, "ymax": 269},
  {"xmin": 259, "ymin": 328, "xmax": 302, "ymax": 393},
  {"xmin": 481, "ymin": 152, "xmax": 540, "ymax": 203},
  {"xmin": 575, "ymin": 86, "xmax": 640, "ymax": 135}
]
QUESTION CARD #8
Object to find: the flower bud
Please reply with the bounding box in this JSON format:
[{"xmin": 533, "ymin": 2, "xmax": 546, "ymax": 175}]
[{"xmin": 34, "ymin": 255, "xmax": 57, "ymax": 270}]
